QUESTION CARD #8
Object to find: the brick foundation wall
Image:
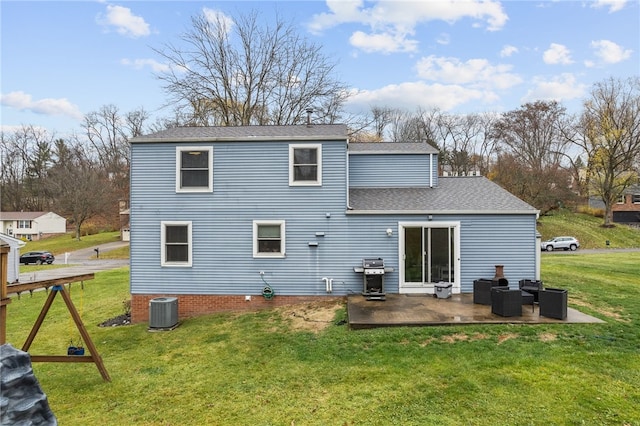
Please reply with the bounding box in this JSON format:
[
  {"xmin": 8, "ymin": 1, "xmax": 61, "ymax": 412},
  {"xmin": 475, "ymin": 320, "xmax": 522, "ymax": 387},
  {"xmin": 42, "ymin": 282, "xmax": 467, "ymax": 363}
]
[{"xmin": 131, "ymin": 294, "xmax": 346, "ymax": 324}]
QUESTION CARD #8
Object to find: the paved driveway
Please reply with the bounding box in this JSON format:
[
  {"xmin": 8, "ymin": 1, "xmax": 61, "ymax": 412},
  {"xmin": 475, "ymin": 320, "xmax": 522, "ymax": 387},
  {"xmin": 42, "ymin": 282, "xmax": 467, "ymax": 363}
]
[{"xmin": 18, "ymin": 241, "xmax": 130, "ymax": 282}]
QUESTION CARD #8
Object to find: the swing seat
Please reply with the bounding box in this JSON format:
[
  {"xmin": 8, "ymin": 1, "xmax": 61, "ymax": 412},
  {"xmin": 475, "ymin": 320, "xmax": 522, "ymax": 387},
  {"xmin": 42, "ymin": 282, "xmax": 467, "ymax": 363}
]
[{"xmin": 67, "ymin": 346, "xmax": 85, "ymax": 356}]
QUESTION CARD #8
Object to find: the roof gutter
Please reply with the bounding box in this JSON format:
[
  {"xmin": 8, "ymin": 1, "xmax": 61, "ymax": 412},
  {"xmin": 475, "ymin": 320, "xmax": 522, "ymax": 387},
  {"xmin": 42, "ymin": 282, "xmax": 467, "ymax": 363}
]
[
  {"xmin": 346, "ymin": 209, "xmax": 541, "ymax": 215},
  {"xmin": 131, "ymin": 135, "xmax": 347, "ymax": 144}
]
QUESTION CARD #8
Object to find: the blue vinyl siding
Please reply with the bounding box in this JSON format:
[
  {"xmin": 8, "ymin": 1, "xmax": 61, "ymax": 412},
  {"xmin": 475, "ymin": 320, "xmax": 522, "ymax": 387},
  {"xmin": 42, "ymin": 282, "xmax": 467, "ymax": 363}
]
[
  {"xmin": 131, "ymin": 140, "xmax": 354, "ymax": 296},
  {"xmin": 349, "ymin": 153, "xmax": 438, "ymax": 188},
  {"xmin": 131, "ymin": 137, "xmax": 537, "ymax": 297}
]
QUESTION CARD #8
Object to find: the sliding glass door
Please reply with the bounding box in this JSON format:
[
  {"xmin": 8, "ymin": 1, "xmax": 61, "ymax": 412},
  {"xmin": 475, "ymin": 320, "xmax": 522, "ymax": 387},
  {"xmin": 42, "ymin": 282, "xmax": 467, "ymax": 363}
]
[{"xmin": 400, "ymin": 222, "xmax": 459, "ymax": 293}]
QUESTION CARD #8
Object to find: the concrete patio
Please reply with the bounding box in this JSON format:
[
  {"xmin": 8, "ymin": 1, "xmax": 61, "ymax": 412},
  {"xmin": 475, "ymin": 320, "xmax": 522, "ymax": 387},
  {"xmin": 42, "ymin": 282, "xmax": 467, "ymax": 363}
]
[{"xmin": 347, "ymin": 293, "xmax": 605, "ymax": 329}]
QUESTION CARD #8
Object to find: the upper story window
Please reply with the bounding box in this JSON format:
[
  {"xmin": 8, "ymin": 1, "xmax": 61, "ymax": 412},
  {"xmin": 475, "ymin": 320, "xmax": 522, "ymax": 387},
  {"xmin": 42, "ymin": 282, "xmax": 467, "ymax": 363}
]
[
  {"xmin": 161, "ymin": 221, "xmax": 192, "ymax": 267},
  {"xmin": 633, "ymin": 194, "xmax": 640, "ymax": 204},
  {"xmin": 253, "ymin": 220, "xmax": 285, "ymax": 258},
  {"xmin": 289, "ymin": 144, "xmax": 322, "ymax": 186},
  {"xmin": 616, "ymin": 195, "xmax": 625, "ymax": 204},
  {"xmin": 17, "ymin": 220, "xmax": 32, "ymax": 229},
  {"xmin": 176, "ymin": 147, "xmax": 213, "ymax": 193}
]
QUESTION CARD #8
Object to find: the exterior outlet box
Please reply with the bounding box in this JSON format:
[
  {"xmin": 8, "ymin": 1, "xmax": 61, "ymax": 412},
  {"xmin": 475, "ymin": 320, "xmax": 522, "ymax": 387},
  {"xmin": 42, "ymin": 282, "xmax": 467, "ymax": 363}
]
[{"xmin": 245, "ymin": 295, "xmax": 251, "ymax": 301}]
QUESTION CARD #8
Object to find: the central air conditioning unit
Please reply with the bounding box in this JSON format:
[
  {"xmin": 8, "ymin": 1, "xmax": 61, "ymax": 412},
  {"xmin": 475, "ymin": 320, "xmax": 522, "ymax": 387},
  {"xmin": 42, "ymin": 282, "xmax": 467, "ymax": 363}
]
[{"xmin": 149, "ymin": 297, "xmax": 178, "ymax": 329}]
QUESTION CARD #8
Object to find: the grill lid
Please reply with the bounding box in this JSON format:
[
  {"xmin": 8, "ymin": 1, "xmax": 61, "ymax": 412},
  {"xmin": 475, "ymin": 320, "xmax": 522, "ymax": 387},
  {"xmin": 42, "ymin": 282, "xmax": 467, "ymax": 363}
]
[{"xmin": 363, "ymin": 257, "xmax": 384, "ymax": 268}]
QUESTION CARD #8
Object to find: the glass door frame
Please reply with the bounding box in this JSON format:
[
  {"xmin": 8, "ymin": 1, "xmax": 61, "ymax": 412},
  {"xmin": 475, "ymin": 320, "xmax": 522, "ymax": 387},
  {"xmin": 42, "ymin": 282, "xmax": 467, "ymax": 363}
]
[{"xmin": 398, "ymin": 221, "xmax": 461, "ymax": 294}]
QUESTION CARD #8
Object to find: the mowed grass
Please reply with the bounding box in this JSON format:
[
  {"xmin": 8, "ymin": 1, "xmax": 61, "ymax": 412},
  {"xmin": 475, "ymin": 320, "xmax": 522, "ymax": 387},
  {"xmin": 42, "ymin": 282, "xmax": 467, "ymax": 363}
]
[
  {"xmin": 18, "ymin": 231, "xmax": 122, "ymax": 258},
  {"xmin": 5, "ymin": 253, "xmax": 640, "ymax": 425},
  {"xmin": 538, "ymin": 210, "xmax": 640, "ymax": 249}
]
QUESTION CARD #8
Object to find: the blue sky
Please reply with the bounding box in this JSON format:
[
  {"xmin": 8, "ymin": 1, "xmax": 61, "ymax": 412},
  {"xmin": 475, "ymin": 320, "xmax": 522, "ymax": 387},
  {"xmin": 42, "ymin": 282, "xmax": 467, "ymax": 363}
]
[{"xmin": 1, "ymin": 0, "xmax": 638, "ymax": 136}]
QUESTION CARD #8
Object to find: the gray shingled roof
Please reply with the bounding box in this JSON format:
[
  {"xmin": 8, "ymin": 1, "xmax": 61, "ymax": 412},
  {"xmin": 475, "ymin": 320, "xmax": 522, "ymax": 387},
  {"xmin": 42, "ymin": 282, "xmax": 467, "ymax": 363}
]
[
  {"xmin": 132, "ymin": 124, "xmax": 348, "ymax": 143},
  {"xmin": 0, "ymin": 212, "xmax": 50, "ymax": 220},
  {"xmin": 349, "ymin": 177, "xmax": 538, "ymax": 214},
  {"xmin": 349, "ymin": 141, "xmax": 439, "ymax": 154}
]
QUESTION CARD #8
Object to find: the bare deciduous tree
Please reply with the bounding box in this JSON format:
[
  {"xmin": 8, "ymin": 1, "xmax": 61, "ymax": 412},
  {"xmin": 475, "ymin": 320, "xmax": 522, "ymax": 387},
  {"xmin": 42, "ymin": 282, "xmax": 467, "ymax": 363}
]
[
  {"xmin": 0, "ymin": 125, "xmax": 55, "ymax": 211},
  {"xmin": 491, "ymin": 101, "xmax": 571, "ymax": 172},
  {"xmin": 575, "ymin": 76, "xmax": 640, "ymax": 226},
  {"xmin": 82, "ymin": 104, "xmax": 150, "ymax": 203},
  {"xmin": 489, "ymin": 101, "xmax": 576, "ymax": 213},
  {"xmin": 153, "ymin": 9, "xmax": 348, "ymax": 126},
  {"xmin": 47, "ymin": 140, "xmax": 113, "ymax": 240}
]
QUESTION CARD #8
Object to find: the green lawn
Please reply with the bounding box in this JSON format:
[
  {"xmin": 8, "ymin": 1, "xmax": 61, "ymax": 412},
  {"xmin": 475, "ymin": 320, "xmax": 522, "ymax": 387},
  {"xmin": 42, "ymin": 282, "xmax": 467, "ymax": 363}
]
[
  {"xmin": 538, "ymin": 210, "xmax": 640, "ymax": 249},
  {"xmin": 4, "ymin": 252, "xmax": 640, "ymax": 425},
  {"xmin": 19, "ymin": 231, "xmax": 122, "ymax": 257}
]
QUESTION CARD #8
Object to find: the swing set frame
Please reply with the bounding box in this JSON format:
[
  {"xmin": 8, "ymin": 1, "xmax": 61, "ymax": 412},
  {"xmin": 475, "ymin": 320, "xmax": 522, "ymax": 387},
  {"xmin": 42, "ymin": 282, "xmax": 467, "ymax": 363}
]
[{"xmin": 1, "ymin": 247, "xmax": 111, "ymax": 382}]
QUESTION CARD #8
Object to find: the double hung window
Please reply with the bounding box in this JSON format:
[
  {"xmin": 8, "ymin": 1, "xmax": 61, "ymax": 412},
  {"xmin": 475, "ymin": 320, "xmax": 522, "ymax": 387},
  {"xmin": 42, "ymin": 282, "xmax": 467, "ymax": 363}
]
[
  {"xmin": 289, "ymin": 144, "xmax": 321, "ymax": 186},
  {"xmin": 176, "ymin": 147, "xmax": 213, "ymax": 192},
  {"xmin": 253, "ymin": 220, "xmax": 285, "ymax": 258},
  {"xmin": 161, "ymin": 221, "xmax": 192, "ymax": 267}
]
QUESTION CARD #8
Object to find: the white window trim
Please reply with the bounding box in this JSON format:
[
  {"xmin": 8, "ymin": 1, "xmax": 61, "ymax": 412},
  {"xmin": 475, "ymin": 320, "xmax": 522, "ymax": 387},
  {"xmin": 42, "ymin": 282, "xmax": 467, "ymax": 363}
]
[
  {"xmin": 633, "ymin": 194, "xmax": 640, "ymax": 204},
  {"xmin": 161, "ymin": 221, "xmax": 193, "ymax": 267},
  {"xmin": 289, "ymin": 144, "xmax": 322, "ymax": 186},
  {"xmin": 253, "ymin": 220, "xmax": 286, "ymax": 258},
  {"xmin": 176, "ymin": 146, "xmax": 213, "ymax": 193}
]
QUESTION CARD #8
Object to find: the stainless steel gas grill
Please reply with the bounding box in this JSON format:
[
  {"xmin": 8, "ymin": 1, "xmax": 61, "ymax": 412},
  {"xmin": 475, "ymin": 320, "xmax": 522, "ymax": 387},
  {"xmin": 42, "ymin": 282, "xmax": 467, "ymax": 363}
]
[{"xmin": 358, "ymin": 257, "xmax": 386, "ymax": 300}]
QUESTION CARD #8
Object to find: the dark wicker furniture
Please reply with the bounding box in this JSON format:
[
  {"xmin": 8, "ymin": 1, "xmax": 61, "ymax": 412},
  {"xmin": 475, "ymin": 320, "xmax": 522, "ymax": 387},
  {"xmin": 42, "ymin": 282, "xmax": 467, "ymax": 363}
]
[
  {"xmin": 491, "ymin": 287, "xmax": 522, "ymax": 317},
  {"xmin": 519, "ymin": 279, "xmax": 544, "ymax": 302},
  {"xmin": 539, "ymin": 287, "xmax": 568, "ymax": 320},
  {"xmin": 474, "ymin": 278, "xmax": 509, "ymax": 305}
]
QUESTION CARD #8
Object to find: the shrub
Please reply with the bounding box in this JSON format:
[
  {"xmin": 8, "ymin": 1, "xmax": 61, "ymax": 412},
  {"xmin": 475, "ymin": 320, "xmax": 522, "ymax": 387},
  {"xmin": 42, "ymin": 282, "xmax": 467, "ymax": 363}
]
[{"xmin": 576, "ymin": 205, "xmax": 604, "ymax": 218}]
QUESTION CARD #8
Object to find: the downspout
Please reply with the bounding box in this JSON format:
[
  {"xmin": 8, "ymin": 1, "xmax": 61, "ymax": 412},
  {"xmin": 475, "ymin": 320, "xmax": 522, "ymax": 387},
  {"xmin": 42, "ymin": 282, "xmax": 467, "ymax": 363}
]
[
  {"xmin": 346, "ymin": 140, "xmax": 353, "ymax": 210},
  {"xmin": 430, "ymin": 153, "xmax": 434, "ymax": 188}
]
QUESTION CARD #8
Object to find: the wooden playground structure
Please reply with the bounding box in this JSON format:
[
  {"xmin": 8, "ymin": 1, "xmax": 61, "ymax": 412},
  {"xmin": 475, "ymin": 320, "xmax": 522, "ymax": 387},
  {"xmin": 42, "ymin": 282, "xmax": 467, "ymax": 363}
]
[{"xmin": 1, "ymin": 245, "xmax": 111, "ymax": 381}]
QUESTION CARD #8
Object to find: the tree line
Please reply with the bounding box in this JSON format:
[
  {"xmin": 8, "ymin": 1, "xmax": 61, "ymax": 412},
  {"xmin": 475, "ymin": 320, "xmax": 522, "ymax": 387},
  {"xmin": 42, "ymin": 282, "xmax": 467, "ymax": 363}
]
[{"xmin": 1, "ymin": 9, "xmax": 639, "ymax": 234}]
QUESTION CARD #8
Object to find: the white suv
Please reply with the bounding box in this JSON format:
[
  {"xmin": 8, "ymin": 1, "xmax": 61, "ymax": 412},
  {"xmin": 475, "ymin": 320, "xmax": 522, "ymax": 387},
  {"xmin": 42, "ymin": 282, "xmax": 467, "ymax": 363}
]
[{"xmin": 541, "ymin": 236, "xmax": 580, "ymax": 251}]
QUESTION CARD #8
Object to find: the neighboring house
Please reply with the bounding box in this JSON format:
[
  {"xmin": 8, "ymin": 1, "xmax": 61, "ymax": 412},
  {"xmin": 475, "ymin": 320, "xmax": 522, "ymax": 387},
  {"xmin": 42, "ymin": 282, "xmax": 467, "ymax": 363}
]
[
  {"xmin": 0, "ymin": 233, "xmax": 26, "ymax": 283},
  {"xmin": 0, "ymin": 212, "xmax": 66, "ymax": 240},
  {"xmin": 589, "ymin": 185, "xmax": 640, "ymax": 225},
  {"xmin": 119, "ymin": 200, "xmax": 130, "ymax": 242},
  {"xmin": 129, "ymin": 125, "xmax": 539, "ymax": 322}
]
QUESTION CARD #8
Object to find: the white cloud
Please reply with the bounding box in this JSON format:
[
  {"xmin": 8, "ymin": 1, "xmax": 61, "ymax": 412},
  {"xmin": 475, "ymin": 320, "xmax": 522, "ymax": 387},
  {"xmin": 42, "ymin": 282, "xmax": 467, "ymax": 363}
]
[
  {"xmin": 521, "ymin": 73, "xmax": 587, "ymax": 103},
  {"xmin": 543, "ymin": 43, "xmax": 573, "ymax": 65},
  {"xmin": 590, "ymin": 0, "xmax": 628, "ymax": 13},
  {"xmin": 97, "ymin": 5, "xmax": 150, "ymax": 38},
  {"xmin": 349, "ymin": 31, "xmax": 418, "ymax": 54},
  {"xmin": 415, "ymin": 55, "xmax": 522, "ymax": 90},
  {"xmin": 121, "ymin": 58, "xmax": 171, "ymax": 73},
  {"xmin": 500, "ymin": 45, "xmax": 518, "ymax": 57},
  {"xmin": 436, "ymin": 33, "xmax": 451, "ymax": 45},
  {"xmin": 308, "ymin": 0, "xmax": 508, "ymax": 54},
  {"xmin": 0, "ymin": 91, "xmax": 83, "ymax": 120},
  {"xmin": 588, "ymin": 39, "xmax": 633, "ymax": 65},
  {"xmin": 202, "ymin": 7, "xmax": 234, "ymax": 35},
  {"xmin": 345, "ymin": 82, "xmax": 491, "ymax": 112}
]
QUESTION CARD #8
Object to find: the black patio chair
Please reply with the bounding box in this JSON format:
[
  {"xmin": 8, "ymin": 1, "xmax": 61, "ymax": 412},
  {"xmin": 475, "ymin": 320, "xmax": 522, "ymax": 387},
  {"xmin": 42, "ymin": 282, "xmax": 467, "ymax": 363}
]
[
  {"xmin": 491, "ymin": 287, "xmax": 522, "ymax": 317},
  {"xmin": 473, "ymin": 278, "xmax": 509, "ymax": 305},
  {"xmin": 539, "ymin": 288, "xmax": 568, "ymax": 320},
  {"xmin": 519, "ymin": 279, "xmax": 543, "ymax": 303}
]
